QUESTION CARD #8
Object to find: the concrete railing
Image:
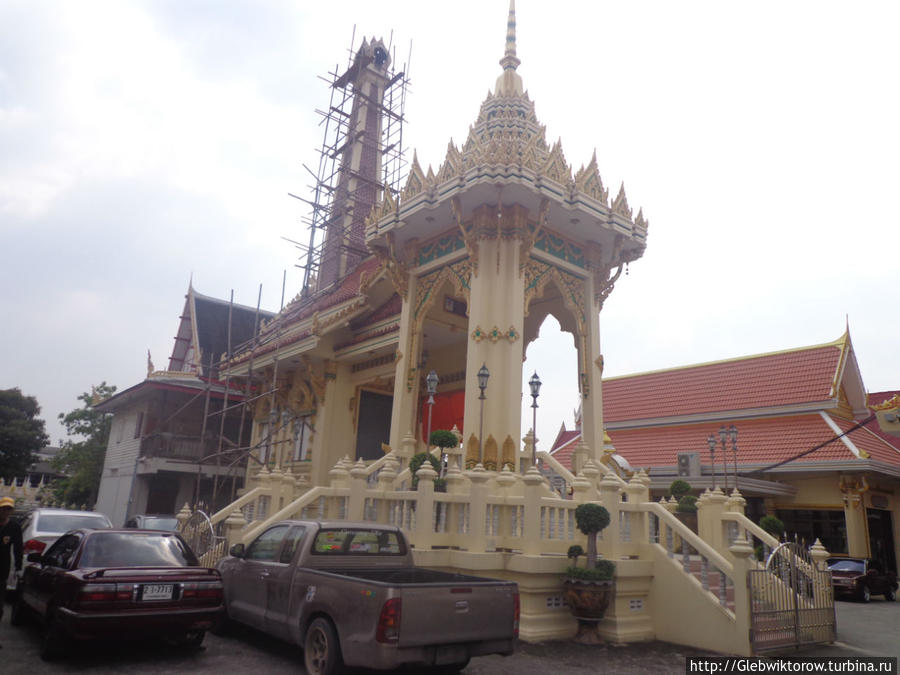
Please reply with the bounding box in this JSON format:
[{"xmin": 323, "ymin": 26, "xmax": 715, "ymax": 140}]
[{"xmin": 194, "ymin": 456, "xmax": 820, "ymax": 656}]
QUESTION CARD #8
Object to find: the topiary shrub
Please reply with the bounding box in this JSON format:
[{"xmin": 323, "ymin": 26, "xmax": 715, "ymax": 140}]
[
  {"xmin": 573, "ymin": 503, "xmax": 611, "ymax": 570},
  {"xmin": 429, "ymin": 429, "xmax": 458, "ymax": 450},
  {"xmin": 669, "ymin": 479, "xmax": 692, "ymax": 500},
  {"xmin": 759, "ymin": 515, "xmax": 785, "ymax": 539},
  {"xmin": 676, "ymin": 495, "xmax": 698, "ymax": 513},
  {"xmin": 566, "ymin": 559, "xmax": 615, "ymax": 581},
  {"xmin": 409, "ymin": 452, "xmax": 441, "ymax": 490},
  {"xmin": 567, "ymin": 545, "xmax": 585, "ymax": 567}
]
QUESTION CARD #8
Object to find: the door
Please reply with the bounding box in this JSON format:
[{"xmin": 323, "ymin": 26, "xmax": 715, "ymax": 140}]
[
  {"xmin": 355, "ymin": 390, "xmax": 392, "ymax": 461},
  {"xmin": 866, "ymin": 508, "xmax": 897, "ymax": 575},
  {"xmin": 265, "ymin": 525, "xmax": 307, "ymax": 639},
  {"xmin": 226, "ymin": 525, "xmax": 289, "ymax": 630}
]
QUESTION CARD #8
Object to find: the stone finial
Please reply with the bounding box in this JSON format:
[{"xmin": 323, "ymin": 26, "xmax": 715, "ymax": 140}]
[
  {"xmin": 810, "ymin": 538, "xmax": 831, "ymax": 570},
  {"xmin": 496, "ymin": 465, "xmax": 517, "ymax": 489},
  {"xmin": 350, "ymin": 460, "xmax": 368, "ymax": 481},
  {"xmin": 522, "ymin": 464, "xmax": 544, "ymax": 486},
  {"xmin": 467, "ymin": 463, "xmax": 491, "ymax": 484}
]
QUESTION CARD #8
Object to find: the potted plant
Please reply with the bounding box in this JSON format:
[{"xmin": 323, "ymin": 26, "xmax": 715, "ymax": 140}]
[
  {"xmin": 562, "ymin": 503, "xmax": 615, "ymax": 643},
  {"xmin": 429, "ymin": 429, "xmax": 459, "ymax": 478}
]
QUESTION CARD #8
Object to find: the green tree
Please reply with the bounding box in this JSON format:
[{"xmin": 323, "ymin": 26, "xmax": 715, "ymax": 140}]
[
  {"xmin": 0, "ymin": 388, "xmax": 49, "ymax": 479},
  {"xmin": 51, "ymin": 382, "xmax": 116, "ymax": 507}
]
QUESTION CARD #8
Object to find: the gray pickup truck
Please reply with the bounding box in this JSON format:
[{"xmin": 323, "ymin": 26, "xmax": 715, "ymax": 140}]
[{"xmin": 216, "ymin": 520, "xmax": 519, "ymax": 674}]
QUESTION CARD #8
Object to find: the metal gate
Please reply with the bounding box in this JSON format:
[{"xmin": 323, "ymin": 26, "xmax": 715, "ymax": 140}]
[
  {"xmin": 178, "ymin": 509, "xmax": 224, "ymax": 565},
  {"xmin": 748, "ymin": 542, "xmax": 835, "ymax": 653}
]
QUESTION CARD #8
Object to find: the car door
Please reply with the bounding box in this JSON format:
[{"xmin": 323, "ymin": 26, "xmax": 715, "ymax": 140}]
[
  {"xmin": 226, "ymin": 524, "xmax": 290, "ymax": 631},
  {"xmin": 265, "ymin": 525, "xmax": 307, "ymax": 640},
  {"xmin": 27, "ymin": 533, "xmax": 82, "ymax": 616}
]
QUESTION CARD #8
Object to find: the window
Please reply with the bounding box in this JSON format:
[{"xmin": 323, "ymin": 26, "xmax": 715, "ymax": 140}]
[
  {"xmin": 79, "ymin": 532, "xmax": 197, "ymax": 567},
  {"xmin": 292, "ymin": 417, "xmax": 312, "ymax": 462},
  {"xmin": 776, "ymin": 509, "xmax": 848, "ymax": 554},
  {"xmin": 134, "ymin": 411, "xmax": 144, "ymax": 439},
  {"xmin": 245, "ymin": 525, "xmax": 290, "ymax": 562},
  {"xmin": 279, "ymin": 526, "xmax": 307, "ymax": 564},
  {"xmin": 258, "ymin": 422, "xmax": 270, "ymax": 464},
  {"xmin": 44, "ymin": 534, "xmax": 83, "ymax": 569},
  {"xmin": 312, "ymin": 528, "xmax": 404, "ymax": 556}
]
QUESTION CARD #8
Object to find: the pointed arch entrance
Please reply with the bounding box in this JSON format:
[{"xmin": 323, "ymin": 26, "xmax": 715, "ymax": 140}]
[{"xmin": 522, "ymin": 270, "xmax": 583, "ymax": 460}]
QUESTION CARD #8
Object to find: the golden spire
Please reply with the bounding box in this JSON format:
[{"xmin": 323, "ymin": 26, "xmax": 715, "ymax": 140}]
[{"xmin": 495, "ymin": 0, "xmax": 524, "ymax": 96}]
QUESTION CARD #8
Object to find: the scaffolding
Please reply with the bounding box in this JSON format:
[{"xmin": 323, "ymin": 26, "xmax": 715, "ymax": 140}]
[{"xmin": 288, "ymin": 29, "xmax": 411, "ymax": 300}]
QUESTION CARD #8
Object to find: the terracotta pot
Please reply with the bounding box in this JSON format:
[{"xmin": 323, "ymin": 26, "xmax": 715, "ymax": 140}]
[{"xmin": 562, "ymin": 579, "xmax": 615, "ymax": 620}]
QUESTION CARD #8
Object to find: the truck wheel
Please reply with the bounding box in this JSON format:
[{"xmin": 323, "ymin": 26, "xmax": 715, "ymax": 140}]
[
  {"xmin": 885, "ymin": 587, "xmax": 897, "ymax": 601},
  {"xmin": 304, "ymin": 617, "xmax": 345, "ymax": 675}
]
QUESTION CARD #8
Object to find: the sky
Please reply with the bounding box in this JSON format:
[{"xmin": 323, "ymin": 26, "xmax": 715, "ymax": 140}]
[{"xmin": 2, "ymin": 0, "xmax": 898, "ymax": 451}]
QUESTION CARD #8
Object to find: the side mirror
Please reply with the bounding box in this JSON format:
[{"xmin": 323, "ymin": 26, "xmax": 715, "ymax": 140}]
[
  {"xmin": 229, "ymin": 543, "xmax": 245, "ymax": 558},
  {"xmin": 27, "ymin": 552, "xmax": 42, "ymax": 564}
]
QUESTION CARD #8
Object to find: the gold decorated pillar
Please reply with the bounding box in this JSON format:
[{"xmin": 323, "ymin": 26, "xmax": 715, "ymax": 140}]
[
  {"xmin": 389, "ymin": 270, "xmax": 420, "ymax": 451},
  {"xmin": 463, "ymin": 205, "xmax": 527, "ymax": 471}
]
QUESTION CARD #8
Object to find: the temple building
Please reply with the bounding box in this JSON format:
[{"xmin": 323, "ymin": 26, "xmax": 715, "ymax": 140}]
[
  {"xmin": 549, "ymin": 330, "xmax": 900, "ymax": 574},
  {"xmin": 223, "ymin": 2, "xmax": 646, "ymax": 492}
]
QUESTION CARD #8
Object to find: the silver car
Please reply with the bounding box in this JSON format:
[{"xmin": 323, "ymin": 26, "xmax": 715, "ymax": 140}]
[{"xmin": 6, "ymin": 508, "xmax": 113, "ymax": 591}]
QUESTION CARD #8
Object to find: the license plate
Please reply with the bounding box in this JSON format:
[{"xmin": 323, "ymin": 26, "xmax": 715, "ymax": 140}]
[
  {"xmin": 435, "ymin": 645, "xmax": 467, "ymax": 665},
  {"xmin": 141, "ymin": 584, "xmax": 173, "ymax": 601}
]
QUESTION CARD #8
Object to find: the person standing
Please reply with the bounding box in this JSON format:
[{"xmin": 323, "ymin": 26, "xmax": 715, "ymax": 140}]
[{"xmin": 0, "ymin": 496, "xmax": 23, "ymax": 648}]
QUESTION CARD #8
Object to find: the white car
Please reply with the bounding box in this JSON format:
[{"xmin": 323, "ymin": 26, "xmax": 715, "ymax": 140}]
[{"xmin": 6, "ymin": 507, "xmax": 113, "ymax": 591}]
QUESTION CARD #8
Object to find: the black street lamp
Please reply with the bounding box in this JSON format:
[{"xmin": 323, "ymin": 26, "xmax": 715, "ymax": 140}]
[
  {"xmin": 425, "ymin": 369, "xmax": 439, "ymax": 449},
  {"xmin": 725, "ymin": 424, "xmax": 738, "ymax": 491},
  {"xmin": 718, "ymin": 427, "xmax": 729, "ymax": 493},
  {"xmin": 706, "ymin": 433, "xmax": 718, "ymax": 490},
  {"xmin": 529, "ymin": 372, "xmax": 541, "ymax": 467},
  {"xmin": 477, "ymin": 364, "xmax": 489, "ymax": 465}
]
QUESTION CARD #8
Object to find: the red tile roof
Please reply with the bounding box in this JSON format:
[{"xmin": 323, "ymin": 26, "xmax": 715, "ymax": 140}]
[
  {"xmin": 603, "ymin": 414, "xmax": 869, "ymax": 471},
  {"xmin": 603, "ymin": 341, "xmax": 844, "ymax": 422}
]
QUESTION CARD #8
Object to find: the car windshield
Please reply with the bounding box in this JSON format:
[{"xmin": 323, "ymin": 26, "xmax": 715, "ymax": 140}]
[
  {"xmin": 140, "ymin": 516, "xmax": 178, "ymax": 531},
  {"xmin": 79, "ymin": 532, "xmax": 198, "ymax": 568},
  {"xmin": 828, "ymin": 559, "xmax": 865, "ymax": 573},
  {"xmin": 38, "ymin": 513, "xmax": 111, "ymax": 534}
]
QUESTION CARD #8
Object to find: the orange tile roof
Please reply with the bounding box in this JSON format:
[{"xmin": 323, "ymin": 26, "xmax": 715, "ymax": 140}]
[
  {"xmin": 602, "ymin": 342, "xmax": 844, "ymax": 422},
  {"xmin": 603, "ymin": 414, "xmax": 870, "ymax": 471}
]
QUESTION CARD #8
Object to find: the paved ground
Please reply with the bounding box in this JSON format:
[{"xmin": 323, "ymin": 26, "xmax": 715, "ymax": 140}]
[{"xmin": 0, "ymin": 596, "xmax": 894, "ymax": 674}]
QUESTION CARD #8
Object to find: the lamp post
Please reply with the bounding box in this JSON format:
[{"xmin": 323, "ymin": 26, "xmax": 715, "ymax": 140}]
[
  {"xmin": 725, "ymin": 424, "xmax": 738, "ymax": 491},
  {"xmin": 706, "ymin": 433, "xmax": 718, "ymax": 490},
  {"xmin": 529, "ymin": 372, "xmax": 541, "ymax": 467},
  {"xmin": 477, "ymin": 364, "xmax": 490, "ymax": 464},
  {"xmin": 425, "ymin": 369, "xmax": 439, "ymax": 449},
  {"xmin": 718, "ymin": 426, "xmax": 732, "ymax": 493}
]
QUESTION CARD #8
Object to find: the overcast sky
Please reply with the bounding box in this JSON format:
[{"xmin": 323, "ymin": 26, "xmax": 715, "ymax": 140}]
[{"xmin": 2, "ymin": 0, "xmax": 898, "ymax": 451}]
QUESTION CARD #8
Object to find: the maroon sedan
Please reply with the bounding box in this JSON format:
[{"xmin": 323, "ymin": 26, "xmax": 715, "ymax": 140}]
[
  {"xmin": 827, "ymin": 557, "xmax": 898, "ymax": 602},
  {"xmin": 11, "ymin": 528, "xmax": 224, "ymax": 660}
]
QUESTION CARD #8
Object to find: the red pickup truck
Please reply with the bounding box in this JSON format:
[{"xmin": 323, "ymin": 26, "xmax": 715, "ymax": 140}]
[{"xmin": 217, "ymin": 520, "xmax": 519, "ymax": 674}]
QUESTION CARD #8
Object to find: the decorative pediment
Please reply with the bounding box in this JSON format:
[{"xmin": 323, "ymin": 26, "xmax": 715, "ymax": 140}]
[
  {"xmin": 634, "ymin": 208, "xmax": 649, "ymax": 230},
  {"xmin": 436, "ymin": 140, "xmax": 462, "ymax": 183},
  {"xmin": 400, "ymin": 152, "xmax": 426, "ymax": 201},
  {"xmin": 574, "ymin": 151, "xmax": 609, "ymax": 206},
  {"xmin": 612, "ymin": 182, "xmax": 633, "ymax": 220},
  {"xmin": 540, "ymin": 140, "xmax": 571, "ymax": 186}
]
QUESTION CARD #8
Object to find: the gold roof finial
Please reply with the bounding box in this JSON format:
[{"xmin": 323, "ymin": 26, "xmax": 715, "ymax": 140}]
[{"xmin": 495, "ymin": 0, "xmax": 524, "ymax": 96}]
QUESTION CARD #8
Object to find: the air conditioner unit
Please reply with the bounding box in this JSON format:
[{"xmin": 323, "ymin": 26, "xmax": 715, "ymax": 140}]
[{"xmin": 677, "ymin": 452, "xmax": 700, "ymax": 477}]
